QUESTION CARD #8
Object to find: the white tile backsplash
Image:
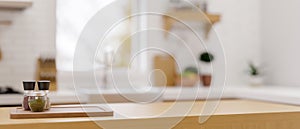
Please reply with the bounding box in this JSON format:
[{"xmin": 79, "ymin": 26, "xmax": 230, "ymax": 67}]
[{"xmin": 0, "ymin": 0, "xmax": 56, "ymax": 91}]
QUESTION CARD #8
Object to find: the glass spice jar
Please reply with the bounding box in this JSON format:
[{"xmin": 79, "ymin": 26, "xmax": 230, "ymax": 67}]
[
  {"xmin": 28, "ymin": 91, "xmax": 47, "ymax": 112},
  {"xmin": 22, "ymin": 80, "xmax": 35, "ymax": 111},
  {"xmin": 38, "ymin": 80, "xmax": 51, "ymax": 110}
]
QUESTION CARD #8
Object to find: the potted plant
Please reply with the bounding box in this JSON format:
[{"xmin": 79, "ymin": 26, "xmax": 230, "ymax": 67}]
[
  {"xmin": 199, "ymin": 52, "xmax": 214, "ymax": 87},
  {"xmin": 176, "ymin": 66, "xmax": 199, "ymax": 87},
  {"xmin": 248, "ymin": 62, "xmax": 263, "ymax": 86}
]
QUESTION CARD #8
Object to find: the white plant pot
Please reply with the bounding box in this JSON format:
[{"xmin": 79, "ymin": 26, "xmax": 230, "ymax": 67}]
[
  {"xmin": 249, "ymin": 76, "xmax": 263, "ymax": 86},
  {"xmin": 199, "ymin": 63, "xmax": 212, "ymax": 75}
]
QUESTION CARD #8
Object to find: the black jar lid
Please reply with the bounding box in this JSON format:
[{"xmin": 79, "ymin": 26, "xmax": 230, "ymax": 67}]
[
  {"xmin": 23, "ymin": 80, "xmax": 35, "ymax": 90},
  {"xmin": 38, "ymin": 80, "xmax": 50, "ymax": 90}
]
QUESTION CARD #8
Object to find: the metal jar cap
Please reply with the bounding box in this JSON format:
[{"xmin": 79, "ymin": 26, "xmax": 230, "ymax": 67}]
[
  {"xmin": 23, "ymin": 80, "xmax": 35, "ymax": 90},
  {"xmin": 38, "ymin": 80, "xmax": 50, "ymax": 90}
]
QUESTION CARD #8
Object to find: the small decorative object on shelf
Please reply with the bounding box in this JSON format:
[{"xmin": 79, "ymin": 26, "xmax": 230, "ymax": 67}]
[
  {"xmin": 199, "ymin": 52, "xmax": 214, "ymax": 87},
  {"xmin": 22, "ymin": 80, "xmax": 35, "ymax": 111},
  {"xmin": 176, "ymin": 66, "xmax": 199, "ymax": 86},
  {"xmin": 248, "ymin": 62, "xmax": 263, "ymax": 86}
]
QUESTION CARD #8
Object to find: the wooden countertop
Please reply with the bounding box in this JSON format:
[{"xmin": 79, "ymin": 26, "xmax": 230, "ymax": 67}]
[{"xmin": 1, "ymin": 100, "xmax": 300, "ymax": 129}]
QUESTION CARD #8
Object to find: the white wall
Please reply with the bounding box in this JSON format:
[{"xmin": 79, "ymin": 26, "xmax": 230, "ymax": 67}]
[
  {"xmin": 145, "ymin": 0, "xmax": 300, "ymax": 87},
  {"xmin": 0, "ymin": 0, "xmax": 56, "ymax": 91},
  {"xmin": 146, "ymin": 0, "xmax": 262, "ymax": 85},
  {"xmin": 261, "ymin": 0, "xmax": 300, "ymax": 86},
  {"xmin": 0, "ymin": 0, "xmax": 265, "ymax": 91},
  {"xmin": 209, "ymin": 0, "xmax": 262, "ymax": 85},
  {"xmin": 1, "ymin": 0, "xmax": 297, "ymax": 92},
  {"xmin": 56, "ymin": 0, "xmax": 144, "ymax": 90}
]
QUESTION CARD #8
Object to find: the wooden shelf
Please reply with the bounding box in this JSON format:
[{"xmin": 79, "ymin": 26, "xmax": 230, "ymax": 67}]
[
  {"xmin": 163, "ymin": 10, "xmax": 221, "ymax": 38},
  {"xmin": 0, "ymin": 0, "xmax": 32, "ymax": 9}
]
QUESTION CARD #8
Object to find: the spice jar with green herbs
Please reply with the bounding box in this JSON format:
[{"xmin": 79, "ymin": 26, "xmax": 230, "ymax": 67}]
[
  {"xmin": 28, "ymin": 92, "xmax": 47, "ymax": 112},
  {"xmin": 38, "ymin": 80, "xmax": 51, "ymax": 110}
]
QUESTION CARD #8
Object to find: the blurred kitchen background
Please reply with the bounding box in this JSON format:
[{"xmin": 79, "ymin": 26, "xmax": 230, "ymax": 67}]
[{"xmin": 0, "ymin": 0, "xmax": 300, "ymax": 105}]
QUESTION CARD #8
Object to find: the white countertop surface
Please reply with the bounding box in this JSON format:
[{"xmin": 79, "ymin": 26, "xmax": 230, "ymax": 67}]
[
  {"xmin": 163, "ymin": 86, "xmax": 300, "ymax": 105},
  {"xmin": 1, "ymin": 86, "xmax": 300, "ymax": 106}
]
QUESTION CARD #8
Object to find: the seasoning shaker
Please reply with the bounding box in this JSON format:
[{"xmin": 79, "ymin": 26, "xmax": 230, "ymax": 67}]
[
  {"xmin": 22, "ymin": 80, "xmax": 35, "ymax": 111},
  {"xmin": 28, "ymin": 91, "xmax": 47, "ymax": 112},
  {"xmin": 38, "ymin": 80, "xmax": 51, "ymax": 110}
]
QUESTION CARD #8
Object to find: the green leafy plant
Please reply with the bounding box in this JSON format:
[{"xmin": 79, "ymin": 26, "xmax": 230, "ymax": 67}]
[
  {"xmin": 181, "ymin": 66, "xmax": 198, "ymax": 78},
  {"xmin": 249, "ymin": 62, "xmax": 260, "ymax": 76},
  {"xmin": 199, "ymin": 52, "xmax": 214, "ymax": 63},
  {"xmin": 184, "ymin": 66, "xmax": 198, "ymax": 74}
]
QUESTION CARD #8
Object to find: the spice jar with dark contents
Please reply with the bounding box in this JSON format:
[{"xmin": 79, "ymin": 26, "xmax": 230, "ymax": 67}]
[
  {"xmin": 28, "ymin": 91, "xmax": 47, "ymax": 112},
  {"xmin": 38, "ymin": 80, "xmax": 51, "ymax": 110},
  {"xmin": 22, "ymin": 80, "xmax": 35, "ymax": 110}
]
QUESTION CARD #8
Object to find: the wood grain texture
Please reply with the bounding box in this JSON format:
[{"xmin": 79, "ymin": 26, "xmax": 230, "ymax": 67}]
[
  {"xmin": 1, "ymin": 100, "xmax": 300, "ymax": 129},
  {"xmin": 163, "ymin": 10, "xmax": 221, "ymax": 37},
  {"xmin": 10, "ymin": 105, "xmax": 113, "ymax": 119}
]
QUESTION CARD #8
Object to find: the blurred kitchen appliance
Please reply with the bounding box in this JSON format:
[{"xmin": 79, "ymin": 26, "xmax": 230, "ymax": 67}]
[{"xmin": 0, "ymin": 87, "xmax": 21, "ymax": 94}]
